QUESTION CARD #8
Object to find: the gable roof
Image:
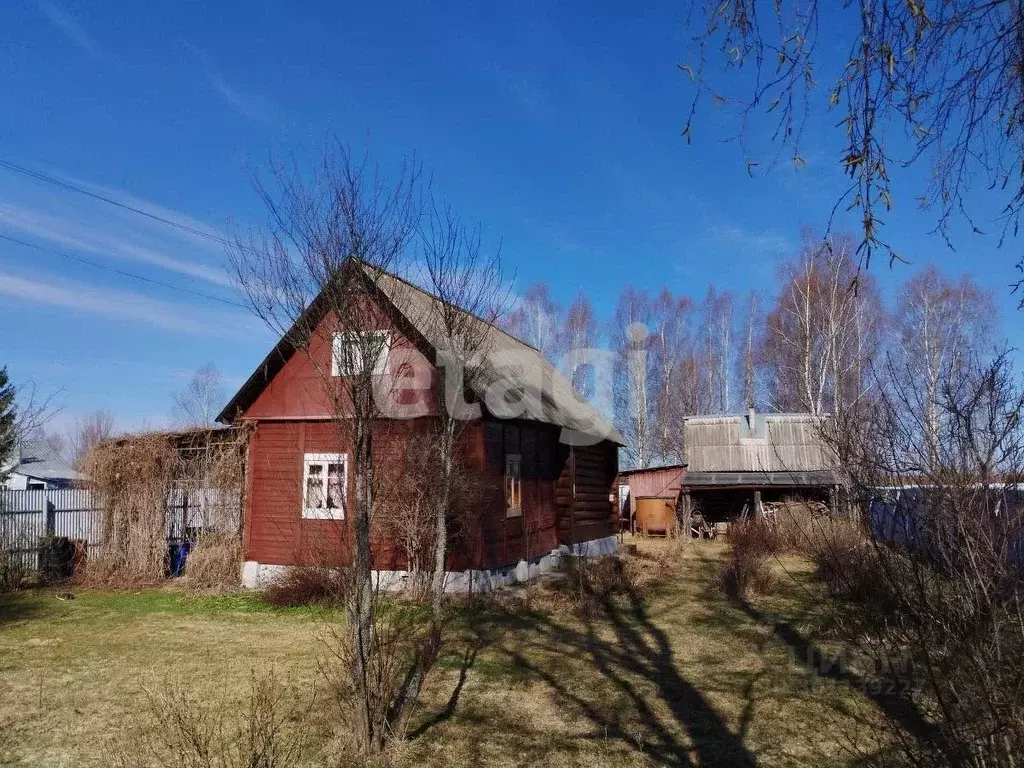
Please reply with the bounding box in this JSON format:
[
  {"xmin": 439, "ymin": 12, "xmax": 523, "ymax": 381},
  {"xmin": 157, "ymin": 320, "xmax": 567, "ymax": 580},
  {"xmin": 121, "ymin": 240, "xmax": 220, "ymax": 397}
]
[
  {"xmin": 9, "ymin": 440, "xmax": 85, "ymax": 483},
  {"xmin": 682, "ymin": 412, "xmax": 836, "ymax": 474},
  {"xmin": 218, "ymin": 262, "xmax": 624, "ymax": 445}
]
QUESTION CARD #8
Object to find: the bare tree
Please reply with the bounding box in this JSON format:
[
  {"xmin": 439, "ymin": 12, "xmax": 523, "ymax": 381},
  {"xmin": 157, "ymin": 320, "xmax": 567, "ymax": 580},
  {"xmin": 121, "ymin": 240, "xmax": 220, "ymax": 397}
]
[
  {"xmin": 893, "ymin": 266, "xmax": 995, "ymax": 467},
  {"xmin": 172, "ymin": 363, "xmax": 226, "ymax": 428},
  {"xmin": 685, "ymin": 1, "xmax": 1024, "ymax": 280},
  {"xmin": 698, "ymin": 286, "xmax": 734, "ymax": 413},
  {"xmin": 650, "ymin": 289, "xmax": 697, "ymax": 461},
  {"xmin": 737, "ymin": 290, "xmax": 761, "ymax": 411},
  {"xmin": 502, "ymin": 282, "xmax": 563, "ymax": 358},
  {"xmin": 416, "ymin": 200, "xmax": 508, "ymax": 610},
  {"xmin": 560, "ymin": 291, "xmax": 599, "ymax": 397},
  {"xmin": 68, "ymin": 409, "xmax": 116, "ymax": 469},
  {"xmin": 612, "ymin": 286, "xmax": 655, "ymax": 469},
  {"xmin": 816, "ymin": 345, "xmax": 1024, "ymax": 766},
  {"xmin": 761, "ymin": 236, "xmax": 883, "ymax": 418},
  {"xmin": 229, "ymin": 146, "xmax": 430, "ymax": 753}
]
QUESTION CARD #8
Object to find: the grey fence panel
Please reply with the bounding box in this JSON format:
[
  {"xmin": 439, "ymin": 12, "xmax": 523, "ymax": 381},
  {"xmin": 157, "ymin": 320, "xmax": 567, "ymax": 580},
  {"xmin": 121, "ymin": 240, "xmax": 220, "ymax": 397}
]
[{"xmin": 1, "ymin": 486, "xmax": 240, "ymax": 573}]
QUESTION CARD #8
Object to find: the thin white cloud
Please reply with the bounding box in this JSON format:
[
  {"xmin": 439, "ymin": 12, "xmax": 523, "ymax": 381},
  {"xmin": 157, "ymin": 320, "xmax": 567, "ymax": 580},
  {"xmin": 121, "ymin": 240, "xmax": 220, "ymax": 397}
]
[
  {"xmin": 208, "ymin": 72, "xmax": 273, "ymax": 123},
  {"xmin": 0, "ymin": 270, "xmax": 254, "ymax": 338},
  {"xmin": 703, "ymin": 225, "xmax": 791, "ymax": 254},
  {"xmin": 184, "ymin": 42, "xmax": 273, "ymax": 124},
  {"xmin": 37, "ymin": 0, "xmax": 102, "ymax": 59},
  {"xmin": 0, "ymin": 202, "xmax": 233, "ymax": 287}
]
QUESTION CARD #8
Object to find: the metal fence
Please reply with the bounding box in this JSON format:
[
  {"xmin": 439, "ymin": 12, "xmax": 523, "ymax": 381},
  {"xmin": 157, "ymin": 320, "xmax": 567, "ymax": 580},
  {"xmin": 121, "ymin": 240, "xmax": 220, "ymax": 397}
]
[{"xmin": 0, "ymin": 487, "xmax": 241, "ymax": 574}]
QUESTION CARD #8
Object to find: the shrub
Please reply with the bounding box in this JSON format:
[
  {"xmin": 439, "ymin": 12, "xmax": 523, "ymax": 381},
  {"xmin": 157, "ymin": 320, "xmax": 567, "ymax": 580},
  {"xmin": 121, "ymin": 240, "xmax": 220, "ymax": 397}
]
[
  {"xmin": 108, "ymin": 671, "xmax": 306, "ymax": 768},
  {"xmin": 184, "ymin": 533, "xmax": 242, "ymax": 592},
  {"xmin": 262, "ymin": 567, "xmax": 348, "ymax": 608},
  {"xmin": 721, "ymin": 518, "xmax": 778, "ymax": 600}
]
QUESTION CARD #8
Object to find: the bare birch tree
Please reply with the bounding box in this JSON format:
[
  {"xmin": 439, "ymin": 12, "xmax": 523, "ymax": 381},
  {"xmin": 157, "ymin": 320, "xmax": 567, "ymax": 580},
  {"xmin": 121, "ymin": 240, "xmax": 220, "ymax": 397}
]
[
  {"xmin": 893, "ymin": 266, "xmax": 995, "ymax": 468},
  {"xmin": 650, "ymin": 289, "xmax": 697, "ymax": 461},
  {"xmin": 172, "ymin": 363, "xmax": 226, "ymax": 428},
  {"xmin": 761, "ymin": 236, "xmax": 883, "ymax": 418},
  {"xmin": 698, "ymin": 286, "xmax": 734, "ymax": 413},
  {"xmin": 560, "ymin": 291, "xmax": 599, "ymax": 397},
  {"xmin": 737, "ymin": 290, "xmax": 760, "ymax": 411},
  {"xmin": 612, "ymin": 286, "xmax": 654, "ymax": 469},
  {"xmin": 502, "ymin": 282, "xmax": 562, "ymax": 358}
]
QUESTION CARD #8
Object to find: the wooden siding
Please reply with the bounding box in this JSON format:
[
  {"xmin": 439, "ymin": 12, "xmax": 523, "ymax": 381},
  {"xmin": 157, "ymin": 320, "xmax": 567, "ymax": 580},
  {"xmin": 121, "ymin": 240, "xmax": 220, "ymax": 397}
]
[
  {"xmin": 245, "ymin": 419, "xmax": 486, "ymax": 570},
  {"xmin": 245, "ymin": 298, "xmax": 439, "ymax": 422},
  {"xmin": 481, "ymin": 419, "xmax": 560, "ymax": 568},
  {"xmin": 557, "ymin": 442, "xmax": 619, "ymax": 544}
]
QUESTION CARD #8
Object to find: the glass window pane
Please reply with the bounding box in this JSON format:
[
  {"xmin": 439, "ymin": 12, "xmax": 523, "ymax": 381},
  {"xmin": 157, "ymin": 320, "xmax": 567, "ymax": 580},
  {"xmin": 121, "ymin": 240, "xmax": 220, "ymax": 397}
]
[{"xmin": 326, "ymin": 463, "xmax": 344, "ymax": 509}]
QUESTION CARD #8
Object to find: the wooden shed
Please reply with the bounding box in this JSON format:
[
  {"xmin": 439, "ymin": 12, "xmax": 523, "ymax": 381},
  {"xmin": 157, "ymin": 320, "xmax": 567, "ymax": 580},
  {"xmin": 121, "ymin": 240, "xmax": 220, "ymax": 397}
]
[
  {"xmin": 616, "ymin": 464, "xmax": 686, "ymax": 535},
  {"xmin": 218, "ymin": 262, "xmax": 624, "ymax": 590},
  {"xmin": 680, "ymin": 410, "xmax": 839, "ymax": 523}
]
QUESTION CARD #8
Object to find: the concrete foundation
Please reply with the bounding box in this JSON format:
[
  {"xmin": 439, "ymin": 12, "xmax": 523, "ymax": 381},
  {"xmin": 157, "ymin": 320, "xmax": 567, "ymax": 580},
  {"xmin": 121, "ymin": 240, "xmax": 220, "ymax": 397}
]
[{"xmin": 240, "ymin": 534, "xmax": 620, "ymax": 592}]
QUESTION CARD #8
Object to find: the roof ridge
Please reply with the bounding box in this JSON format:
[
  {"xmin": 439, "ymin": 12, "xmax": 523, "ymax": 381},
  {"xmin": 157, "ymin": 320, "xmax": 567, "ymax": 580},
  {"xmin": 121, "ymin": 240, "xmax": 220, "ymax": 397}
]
[{"xmin": 360, "ymin": 261, "xmax": 541, "ymax": 353}]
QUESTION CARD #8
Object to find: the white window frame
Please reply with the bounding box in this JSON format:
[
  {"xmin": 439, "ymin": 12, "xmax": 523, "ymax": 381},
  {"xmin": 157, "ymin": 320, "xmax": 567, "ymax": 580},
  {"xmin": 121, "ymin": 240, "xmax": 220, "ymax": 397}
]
[
  {"xmin": 302, "ymin": 453, "xmax": 348, "ymax": 520},
  {"xmin": 505, "ymin": 454, "xmax": 522, "ymax": 518},
  {"xmin": 331, "ymin": 331, "xmax": 391, "ymax": 377}
]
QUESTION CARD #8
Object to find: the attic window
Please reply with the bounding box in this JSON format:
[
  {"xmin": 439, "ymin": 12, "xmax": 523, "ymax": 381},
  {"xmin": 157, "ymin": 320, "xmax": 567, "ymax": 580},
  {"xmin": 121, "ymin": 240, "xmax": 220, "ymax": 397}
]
[
  {"xmin": 332, "ymin": 331, "xmax": 391, "ymax": 377},
  {"xmin": 302, "ymin": 453, "xmax": 347, "ymax": 519}
]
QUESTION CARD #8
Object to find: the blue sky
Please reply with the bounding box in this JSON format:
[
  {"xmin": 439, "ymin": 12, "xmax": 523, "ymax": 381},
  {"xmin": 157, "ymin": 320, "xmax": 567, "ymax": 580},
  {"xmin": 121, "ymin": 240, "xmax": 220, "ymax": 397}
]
[{"xmin": 1, "ymin": 0, "xmax": 1021, "ymax": 435}]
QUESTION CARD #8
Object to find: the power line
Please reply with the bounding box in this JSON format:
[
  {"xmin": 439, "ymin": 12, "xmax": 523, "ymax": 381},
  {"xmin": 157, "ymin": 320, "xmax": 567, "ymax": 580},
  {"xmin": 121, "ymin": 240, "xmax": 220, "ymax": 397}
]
[
  {"xmin": 0, "ymin": 233, "xmax": 247, "ymax": 309},
  {"xmin": 0, "ymin": 158, "xmax": 233, "ymax": 246}
]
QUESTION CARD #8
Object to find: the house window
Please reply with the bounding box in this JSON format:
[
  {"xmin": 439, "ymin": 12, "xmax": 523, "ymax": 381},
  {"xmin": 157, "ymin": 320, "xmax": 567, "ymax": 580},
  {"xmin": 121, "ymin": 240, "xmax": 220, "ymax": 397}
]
[
  {"xmin": 332, "ymin": 331, "xmax": 391, "ymax": 377},
  {"xmin": 505, "ymin": 454, "xmax": 522, "ymax": 518},
  {"xmin": 26, "ymin": 480, "xmax": 45, "ymax": 491},
  {"xmin": 302, "ymin": 453, "xmax": 347, "ymax": 519}
]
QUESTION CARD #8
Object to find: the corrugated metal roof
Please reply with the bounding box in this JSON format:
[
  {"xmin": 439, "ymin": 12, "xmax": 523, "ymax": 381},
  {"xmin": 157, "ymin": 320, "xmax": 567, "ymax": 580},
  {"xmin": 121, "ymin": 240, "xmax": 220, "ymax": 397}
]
[
  {"xmin": 683, "ymin": 413, "xmax": 836, "ymax": 474},
  {"xmin": 11, "ymin": 440, "xmax": 85, "ymax": 482}
]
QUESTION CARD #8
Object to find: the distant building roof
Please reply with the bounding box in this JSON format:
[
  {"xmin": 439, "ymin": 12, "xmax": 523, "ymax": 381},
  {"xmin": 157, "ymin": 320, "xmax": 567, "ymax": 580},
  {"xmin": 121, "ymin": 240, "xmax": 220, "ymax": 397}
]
[
  {"xmin": 682, "ymin": 411, "xmax": 837, "ymax": 484},
  {"xmin": 9, "ymin": 440, "xmax": 85, "ymax": 483}
]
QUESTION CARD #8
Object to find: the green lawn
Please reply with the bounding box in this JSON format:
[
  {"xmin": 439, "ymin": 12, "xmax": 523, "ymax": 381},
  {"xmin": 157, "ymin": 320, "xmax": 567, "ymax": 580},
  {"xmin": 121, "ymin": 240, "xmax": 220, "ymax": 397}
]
[{"xmin": 0, "ymin": 539, "xmax": 878, "ymax": 767}]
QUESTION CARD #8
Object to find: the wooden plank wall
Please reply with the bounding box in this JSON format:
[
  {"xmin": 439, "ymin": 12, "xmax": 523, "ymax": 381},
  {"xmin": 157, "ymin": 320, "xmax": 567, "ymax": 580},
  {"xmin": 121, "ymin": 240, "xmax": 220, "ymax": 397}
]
[{"xmin": 556, "ymin": 442, "xmax": 618, "ymax": 544}]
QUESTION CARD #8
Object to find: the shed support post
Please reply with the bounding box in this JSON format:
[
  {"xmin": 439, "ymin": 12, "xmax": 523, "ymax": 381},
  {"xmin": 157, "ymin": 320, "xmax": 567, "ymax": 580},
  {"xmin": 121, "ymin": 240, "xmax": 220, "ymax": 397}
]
[{"xmin": 753, "ymin": 490, "xmax": 762, "ymax": 519}]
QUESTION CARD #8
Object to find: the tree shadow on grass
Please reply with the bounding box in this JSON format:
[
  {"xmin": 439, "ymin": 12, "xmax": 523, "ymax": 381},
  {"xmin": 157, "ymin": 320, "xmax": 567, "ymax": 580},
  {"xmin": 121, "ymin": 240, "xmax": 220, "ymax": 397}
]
[
  {"xmin": 492, "ymin": 569, "xmax": 760, "ymax": 768},
  {"xmin": 730, "ymin": 594, "xmax": 944, "ymax": 754},
  {"xmin": 0, "ymin": 590, "xmax": 51, "ymax": 627}
]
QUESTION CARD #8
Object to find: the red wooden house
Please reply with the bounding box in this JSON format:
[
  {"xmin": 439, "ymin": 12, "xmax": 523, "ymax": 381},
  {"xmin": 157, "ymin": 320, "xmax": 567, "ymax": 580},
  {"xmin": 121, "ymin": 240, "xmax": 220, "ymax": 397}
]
[{"xmin": 217, "ymin": 264, "xmax": 624, "ymax": 590}]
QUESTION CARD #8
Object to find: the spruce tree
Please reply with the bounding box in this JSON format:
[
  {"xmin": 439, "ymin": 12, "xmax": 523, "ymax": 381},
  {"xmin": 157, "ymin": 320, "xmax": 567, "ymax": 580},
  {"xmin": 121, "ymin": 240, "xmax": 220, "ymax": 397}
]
[{"xmin": 0, "ymin": 366, "xmax": 17, "ymax": 478}]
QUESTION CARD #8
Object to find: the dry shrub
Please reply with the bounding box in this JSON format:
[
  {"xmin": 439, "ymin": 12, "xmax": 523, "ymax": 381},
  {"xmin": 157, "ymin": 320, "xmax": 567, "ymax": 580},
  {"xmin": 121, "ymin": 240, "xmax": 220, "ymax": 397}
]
[
  {"xmin": 721, "ymin": 518, "xmax": 778, "ymax": 600},
  {"xmin": 81, "ymin": 428, "xmax": 248, "ymax": 587},
  {"xmin": 83, "ymin": 435, "xmax": 178, "ymax": 585},
  {"xmin": 262, "ymin": 567, "xmax": 349, "ymax": 608},
  {"xmin": 108, "ymin": 672, "xmax": 306, "ymax": 768},
  {"xmin": 524, "ymin": 550, "xmax": 671, "ymax": 618},
  {"xmin": 321, "ymin": 605, "xmax": 441, "ymax": 750},
  {"xmin": 768, "ymin": 499, "xmax": 823, "ymax": 552},
  {"xmin": 184, "ymin": 533, "xmax": 242, "ymax": 592}
]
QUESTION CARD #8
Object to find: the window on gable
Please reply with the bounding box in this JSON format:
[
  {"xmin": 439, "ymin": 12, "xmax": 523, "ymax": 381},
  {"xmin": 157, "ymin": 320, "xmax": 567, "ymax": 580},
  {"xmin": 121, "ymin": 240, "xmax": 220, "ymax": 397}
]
[
  {"xmin": 302, "ymin": 453, "xmax": 347, "ymax": 519},
  {"xmin": 332, "ymin": 331, "xmax": 391, "ymax": 377},
  {"xmin": 505, "ymin": 454, "xmax": 522, "ymax": 518}
]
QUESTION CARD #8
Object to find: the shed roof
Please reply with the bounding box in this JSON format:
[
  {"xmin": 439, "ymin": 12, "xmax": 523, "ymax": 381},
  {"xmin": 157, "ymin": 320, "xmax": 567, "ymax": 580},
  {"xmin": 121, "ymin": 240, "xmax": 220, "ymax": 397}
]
[
  {"xmin": 218, "ymin": 262, "xmax": 624, "ymax": 445},
  {"xmin": 9, "ymin": 440, "xmax": 85, "ymax": 483},
  {"xmin": 683, "ymin": 412, "xmax": 836, "ymax": 476}
]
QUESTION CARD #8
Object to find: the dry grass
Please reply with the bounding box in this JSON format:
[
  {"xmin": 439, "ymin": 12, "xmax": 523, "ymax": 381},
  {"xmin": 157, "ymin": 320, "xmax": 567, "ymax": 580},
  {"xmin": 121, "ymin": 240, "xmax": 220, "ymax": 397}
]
[{"xmin": 0, "ymin": 538, "xmax": 880, "ymax": 767}]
